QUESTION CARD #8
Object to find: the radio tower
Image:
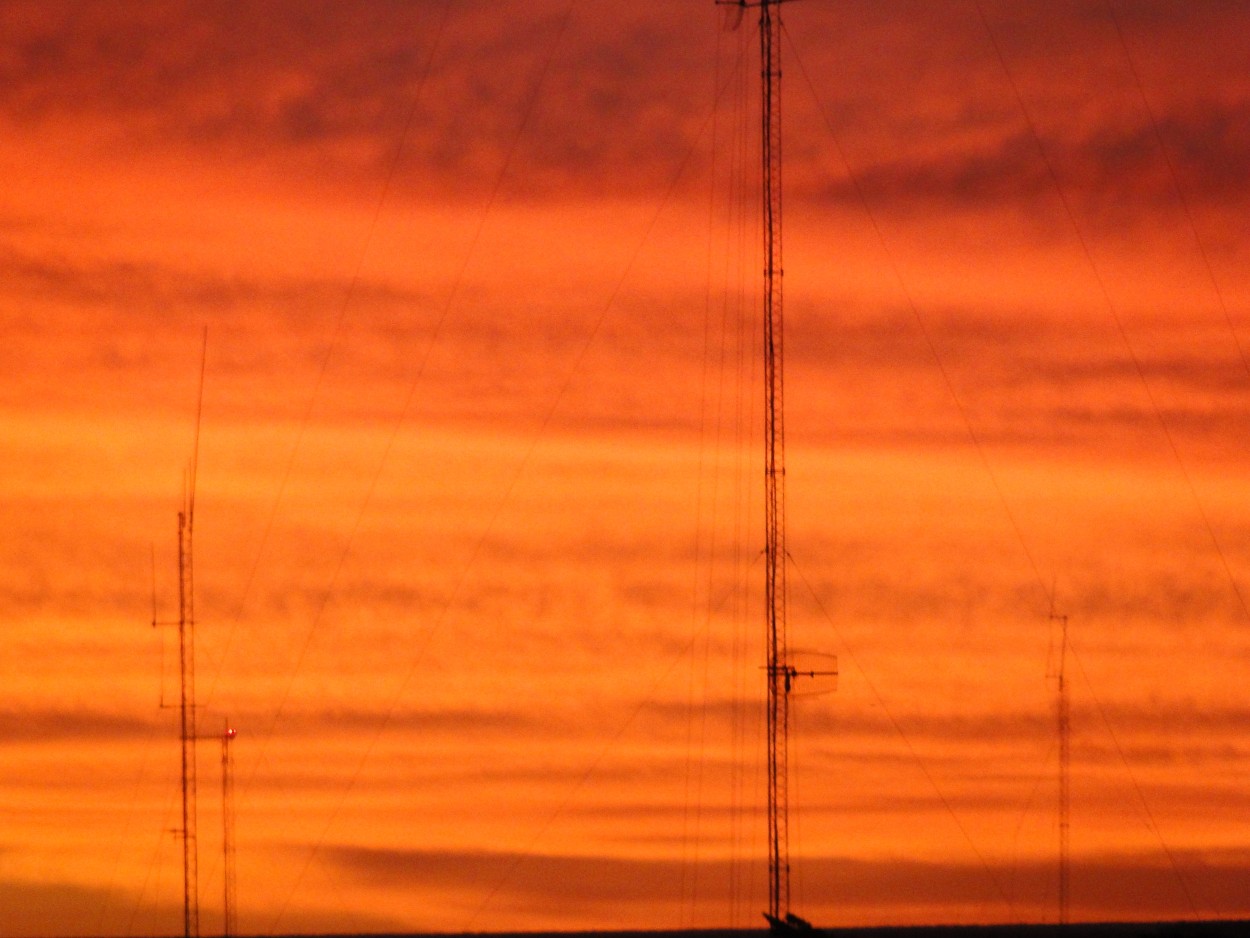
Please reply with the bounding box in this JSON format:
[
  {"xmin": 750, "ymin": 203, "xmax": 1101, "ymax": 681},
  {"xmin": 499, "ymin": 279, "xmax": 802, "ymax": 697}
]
[
  {"xmin": 153, "ymin": 492, "xmax": 200, "ymax": 938},
  {"xmin": 177, "ymin": 492, "xmax": 200, "ymax": 938},
  {"xmin": 719, "ymin": 2, "xmax": 830, "ymax": 929},
  {"xmin": 720, "ymin": 0, "xmax": 809, "ymax": 930},
  {"xmin": 758, "ymin": 1, "xmax": 790, "ymax": 928},
  {"xmin": 1055, "ymin": 611, "xmax": 1070, "ymax": 925},
  {"xmin": 221, "ymin": 722, "xmax": 237, "ymax": 938},
  {"xmin": 154, "ymin": 334, "xmax": 207, "ymax": 938}
]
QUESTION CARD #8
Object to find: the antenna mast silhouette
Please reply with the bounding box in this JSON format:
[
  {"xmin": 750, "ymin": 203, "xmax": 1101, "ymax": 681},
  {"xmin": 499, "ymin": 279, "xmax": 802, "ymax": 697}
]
[
  {"xmin": 758, "ymin": 0, "xmax": 789, "ymax": 926},
  {"xmin": 152, "ymin": 510, "xmax": 200, "ymax": 938},
  {"xmin": 221, "ymin": 722, "xmax": 237, "ymax": 938},
  {"xmin": 719, "ymin": 3, "xmax": 830, "ymax": 928},
  {"xmin": 177, "ymin": 490, "xmax": 199, "ymax": 938},
  {"xmin": 721, "ymin": 0, "xmax": 801, "ymax": 928},
  {"xmin": 1054, "ymin": 610, "xmax": 1070, "ymax": 924},
  {"xmin": 183, "ymin": 334, "xmax": 206, "ymax": 938},
  {"xmin": 154, "ymin": 333, "xmax": 207, "ymax": 938}
]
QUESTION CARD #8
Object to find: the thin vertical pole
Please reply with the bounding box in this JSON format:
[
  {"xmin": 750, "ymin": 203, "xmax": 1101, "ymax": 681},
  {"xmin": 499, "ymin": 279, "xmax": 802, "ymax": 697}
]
[
  {"xmin": 759, "ymin": 0, "xmax": 788, "ymax": 925},
  {"xmin": 222, "ymin": 724, "xmax": 237, "ymax": 938},
  {"xmin": 178, "ymin": 506, "xmax": 198, "ymax": 938},
  {"xmin": 180, "ymin": 330, "xmax": 207, "ymax": 938},
  {"xmin": 1058, "ymin": 614, "xmax": 1070, "ymax": 925}
]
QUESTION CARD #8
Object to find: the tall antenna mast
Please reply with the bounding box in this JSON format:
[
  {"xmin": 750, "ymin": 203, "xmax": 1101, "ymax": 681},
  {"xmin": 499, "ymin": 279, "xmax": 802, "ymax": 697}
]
[
  {"xmin": 177, "ymin": 494, "xmax": 199, "ymax": 938},
  {"xmin": 152, "ymin": 332, "xmax": 209, "ymax": 938},
  {"xmin": 221, "ymin": 722, "xmax": 238, "ymax": 938},
  {"xmin": 719, "ymin": 0, "xmax": 797, "ymax": 927},
  {"xmin": 759, "ymin": 0, "xmax": 789, "ymax": 927},
  {"xmin": 719, "ymin": 3, "xmax": 829, "ymax": 929},
  {"xmin": 1054, "ymin": 610, "xmax": 1070, "ymax": 925},
  {"xmin": 176, "ymin": 331, "xmax": 208, "ymax": 938}
]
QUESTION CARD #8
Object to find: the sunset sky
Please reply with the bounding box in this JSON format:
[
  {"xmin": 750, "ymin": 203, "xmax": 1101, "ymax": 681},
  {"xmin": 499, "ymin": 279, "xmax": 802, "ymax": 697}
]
[{"xmin": 3, "ymin": 1, "xmax": 1250, "ymax": 935}]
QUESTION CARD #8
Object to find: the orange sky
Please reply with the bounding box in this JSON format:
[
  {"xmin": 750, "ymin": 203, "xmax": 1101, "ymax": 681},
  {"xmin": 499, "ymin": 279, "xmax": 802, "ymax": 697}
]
[{"xmin": 3, "ymin": 2, "xmax": 1250, "ymax": 935}]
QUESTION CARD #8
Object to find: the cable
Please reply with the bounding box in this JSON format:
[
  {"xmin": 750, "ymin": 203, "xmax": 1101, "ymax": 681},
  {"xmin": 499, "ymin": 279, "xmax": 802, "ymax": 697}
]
[
  {"xmin": 972, "ymin": 0, "xmax": 1249, "ymax": 625},
  {"xmin": 466, "ymin": 555, "xmax": 763, "ymax": 930},
  {"xmin": 264, "ymin": 3, "xmax": 579, "ymax": 927},
  {"xmin": 783, "ymin": 22, "xmax": 1052, "ymax": 615},
  {"xmin": 1069, "ymin": 643, "xmax": 1205, "ymax": 917},
  {"xmin": 1103, "ymin": 0, "xmax": 1250, "ymax": 381},
  {"xmin": 789, "ymin": 556, "xmax": 1015, "ymax": 912},
  {"xmin": 201, "ymin": 0, "xmax": 457, "ymax": 713}
]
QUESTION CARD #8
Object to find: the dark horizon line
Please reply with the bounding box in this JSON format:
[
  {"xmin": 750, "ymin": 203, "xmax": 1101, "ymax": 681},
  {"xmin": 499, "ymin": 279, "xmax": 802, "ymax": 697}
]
[{"xmin": 107, "ymin": 916, "xmax": 1250, "ymax": 938}]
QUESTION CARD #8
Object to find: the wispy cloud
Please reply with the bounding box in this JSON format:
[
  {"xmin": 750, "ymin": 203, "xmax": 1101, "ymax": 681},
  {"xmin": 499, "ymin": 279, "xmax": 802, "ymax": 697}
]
[
  {"xmin": 802, "ymin": 101, "xmax": 1250, "ymax": 224},
  {"xmin": 0, "ymin": 709, "xmax": 156, "ymax": 745},
  {"xmin": 324, "ymin": 843, "xmax": 1250, "ymax": 923},
  {"xmin": 3, "ymin": 3, "xmax": 1249, "ymax": 933},
  {"xmin": 0, "ymin": 876, "xmax": 148, "ymax": 938},
  {"xmin": 0, "ymin": 2, "xmax": 718, "ymax": 201}
]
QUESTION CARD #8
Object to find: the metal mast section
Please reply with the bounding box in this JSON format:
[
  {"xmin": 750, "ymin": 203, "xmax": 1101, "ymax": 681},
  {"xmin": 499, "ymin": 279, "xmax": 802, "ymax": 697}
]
[
  {"xmin": 151, "ymin": 334, "xmax": 207, "ymax": 938},
  {"xmin": 177, "ymin": 479, "xmax": 200, "ymax": 938},
  {"xmin": 758, "ymin": 1, "xmax": 790, "ymax": 928},
  {"xmin": 178, "ymin": 333, "xmax": 207, "ymax": 938},
  {"xmin": 221, "ymin": 723, "xmax": 237, "ymax": 938},
  {"xmin": 1056, "ymin": 612, "xmax": 1070, "ymax": 925},
  {"xmin": 719, "ymin": 4, "xmax": 821, "ymax": 930},
  {"xmin": 719, "ymin": 0, "xmax": 796, "ymax": 926},
  {"xmin": 153, "ymin": 491, "xmax": 201, "ymax": 938}
]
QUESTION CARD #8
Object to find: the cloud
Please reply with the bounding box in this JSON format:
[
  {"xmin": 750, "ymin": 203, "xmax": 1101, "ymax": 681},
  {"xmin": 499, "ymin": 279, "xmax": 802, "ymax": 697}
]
[
  {"xmin": 0, "ymin": 2, "xmax": 718, "ymax": 201},
  {"xmin": 0, "ymin": 709, "xmax": 156, "ymax": 745},
  {"xmin": 8, "ymin": 233, "xmax": 1244, "ymax": 453},
  {"xmin": 0, "ymin": 237, "xmax": 446, "ymax": 329},
  {"xmin": 0, "ymin": 876, "xmax": 159, "ymax": 938},
  {"xmin": 264, "ymin": 704, "xmax": 547, "ymax": 742},
  {"xmin": 3, "ymin": 0, "xmax": 1247, "ymax": 227},
  {"xmin": 0, "ymin": 238, "xmax": 445, "ymax": 424},
  {"xmin": 2, "ymin": 7, "xmax": 1248, "ymax": 934},
  {"xmin": 774, "ymin": 2, "xmax": 1250, "ymax": 239},
  {"xmin": 638, "ymin": 695, "xmax": 1250, "ymax": 756},
  {"xmin": 324, "ymin": 843, "xmax": 1250, "ymax": 923},
  {"xmin": 779, "ymin": 298, "xmax": 1250, "ymax": 455},
  {"xmin": 803, "ymin": 102, "xmax": 1250, "ymax": 225}
]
